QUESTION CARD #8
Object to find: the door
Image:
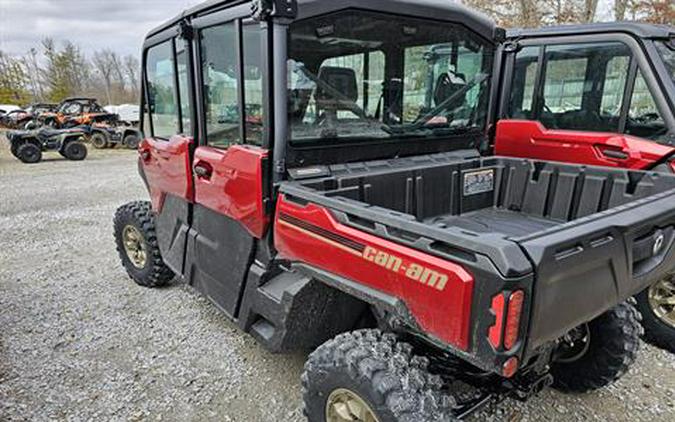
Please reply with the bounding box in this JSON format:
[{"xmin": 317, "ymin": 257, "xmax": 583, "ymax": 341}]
[
  {"xmin": 140, "ymin": 37, "xmax": 194, "ymax": 274},
  {"xmin": 187, "ymin": 18, "xmax": 269, "ymax": 318},
  {"xmin": 496, "ymin": 37, "xmax": 675, "ymax": 170}
]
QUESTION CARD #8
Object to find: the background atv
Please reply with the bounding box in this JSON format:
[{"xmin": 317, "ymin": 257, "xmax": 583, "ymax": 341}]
[
  {"xmin": 0, "ymin": 109, "xmax": 33, "ymax": 129},
  {"xmin": 89, "ymin": 123, "xmax": 142, "ymax": 150},
  {"xmin": 7, "ymin": 127, "xmax": 89, "ymax": 164}
]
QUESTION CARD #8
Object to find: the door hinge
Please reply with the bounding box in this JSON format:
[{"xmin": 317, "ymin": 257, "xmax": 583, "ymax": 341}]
[
  {"xmin": 251, "ymin": 0, "xmax": 298, "ymax": 21},
  {"xmin": 503, "ymin": 41, "xmax": 520, "ymax": 53},
  {"xmin": 274, "ymin": 158, "xmax": 286, "ymax": 174},
  {"xmin": 178, "ymin": 20, "xmax": 194, "ymax": 40}
]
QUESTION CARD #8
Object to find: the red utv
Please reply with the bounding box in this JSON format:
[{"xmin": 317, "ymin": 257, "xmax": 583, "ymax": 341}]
[{"xmin": 113, "ymin": 1, "xmax": 675, "ymax": 420}]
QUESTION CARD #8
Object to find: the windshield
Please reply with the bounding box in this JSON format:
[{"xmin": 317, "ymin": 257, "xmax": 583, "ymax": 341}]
[
  {"xmin": 287, "ymin": 11, "xmax": 494, "ymax": 145},
  {"xmin": 656, "ymin": 40, "xmax": 675, "ymax": 86}
]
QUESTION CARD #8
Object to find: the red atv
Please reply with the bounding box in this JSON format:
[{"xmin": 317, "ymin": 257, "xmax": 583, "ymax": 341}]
[{"xmin": 114, "ymin": 1, "xmax": 675, "ymax": 420}]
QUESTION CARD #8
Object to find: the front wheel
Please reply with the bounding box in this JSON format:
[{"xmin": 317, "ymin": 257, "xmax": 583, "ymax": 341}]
[
  {"xmin": 302, "ymin": 329, "xmax": 457, "ymax": 422},
  {"xmin": 113, "ymin": 201, "xmax": 175, "ymax": 288},
  {"xmin": 635, "ymin": 277, "xmax": 675, "ymax": 352},
  {"xmin": 90, "ymin": 132, "xmax": 109, "ymax": 149},
  {"xmin": 17, "ymin": 143, "xmax": 42, "ymax": 164},
  {"xmin": 124, "ymin": 134, "xmax": 140, "ymax": 149},
  {"xmin": 550, "ymin": 302, "xmax": 642, "ymax": 393}
]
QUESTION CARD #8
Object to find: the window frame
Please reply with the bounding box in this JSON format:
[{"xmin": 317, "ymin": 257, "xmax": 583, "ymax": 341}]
[
  {"xmin": 142, "ymin": 37, "xmax": 182, "ymax": 141},
  {"xmin": 498, "ymin": 33, "xmax": 674, "ymax": 138},
  {"xmin": 192, "ymin": 4, "xmax": 265, "ymax": 150}
]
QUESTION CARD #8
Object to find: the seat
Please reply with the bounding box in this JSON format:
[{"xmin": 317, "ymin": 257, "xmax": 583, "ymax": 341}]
[
  {"xmin": 315, "ymin": 66, "xmax": 359, "ymax": 112},
  {"xmin": 433, "ymin": 72, "xmax": 466, "ymax": 110}
]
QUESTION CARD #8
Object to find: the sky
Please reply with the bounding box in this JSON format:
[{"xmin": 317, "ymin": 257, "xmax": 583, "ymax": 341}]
[
  {"xmin": 0, "ymin": 0, "xmax": 615, "ymax": 59},
  {"xmin": 0, "ymin": 0, "xmax": 204, "ymax": 58}
]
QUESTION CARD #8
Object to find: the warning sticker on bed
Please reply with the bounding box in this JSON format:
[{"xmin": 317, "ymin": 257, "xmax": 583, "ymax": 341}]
[{"xmin": 463, "ymin": 169, "xmax": 495, "ymax": 196}]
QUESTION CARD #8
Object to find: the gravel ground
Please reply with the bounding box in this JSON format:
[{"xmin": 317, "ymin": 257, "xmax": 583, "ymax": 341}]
[{"xmin": 0, "ymin": 133, "xmax": 674, "ymax": 421}]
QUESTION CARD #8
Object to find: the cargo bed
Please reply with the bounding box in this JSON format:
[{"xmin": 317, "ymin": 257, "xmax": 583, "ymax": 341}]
[{"xmin": 281, "ymin": 153, "xmax": 675, "ymax": 354}]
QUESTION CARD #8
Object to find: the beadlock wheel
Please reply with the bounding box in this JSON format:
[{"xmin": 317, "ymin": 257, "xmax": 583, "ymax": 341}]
[
  {"xmin": 326, "ymin": 388, "xmax": 381, "ymax": 422},
  {"xmin": 648, "ymin": 276, "xmax": 675, "ymax": 329},
  {"xmin": 122, "ymin": 225, "xmax": 147, "ymax": 269}
]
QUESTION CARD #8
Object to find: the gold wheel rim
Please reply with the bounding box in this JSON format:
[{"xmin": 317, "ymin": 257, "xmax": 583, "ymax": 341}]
[
  {"xmin": 122, "ymin": 225, "xmax": 147, "ymax": 269},
  {"xmin": 648, "ymin": 276, "xmax": 675, "ymax": 329},
  {"xmin": 325, "ymin": 388, "xmax": 380, "ymax": 422}
]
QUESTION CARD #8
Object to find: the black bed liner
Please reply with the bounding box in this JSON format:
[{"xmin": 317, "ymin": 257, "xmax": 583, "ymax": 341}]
[{"xmin": 281, "ymin": 152, "xmax": 675, "ymax": 352}]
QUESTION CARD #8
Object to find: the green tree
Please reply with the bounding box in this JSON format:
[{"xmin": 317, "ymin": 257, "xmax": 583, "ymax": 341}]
[
  {"xmin": 0, "ymin": 51, "xmax": 31, "ymax": 105},
  {"xmin": 42, "ymin": 38, "xmax": 91, "ymax": 102}
]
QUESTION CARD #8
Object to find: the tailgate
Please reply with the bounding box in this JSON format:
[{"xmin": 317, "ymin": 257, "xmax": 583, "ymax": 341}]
[{"xmin": 518, "ymin": 189, "xmax": 675, "ymax": 350}]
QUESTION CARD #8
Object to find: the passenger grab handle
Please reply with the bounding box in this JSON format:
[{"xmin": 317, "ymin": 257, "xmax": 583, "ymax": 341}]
[{"xmin": 193, "ymin": 161, "xmax": 213, "ymax": 180}]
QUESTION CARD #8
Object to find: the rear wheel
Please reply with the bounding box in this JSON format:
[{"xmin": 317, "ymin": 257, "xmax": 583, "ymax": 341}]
[
  {"xmin": 302, "ymin": 329, "xmax": 457, "ymax": 422},
  {"xmin": 16, "ymin": 143, "xmax": 42, "ymax": 164},
  {"xmin": 550, "ymin": 302, "xmax": 642, "ymax": 393},
  {"xmin": 635, "ymin": 277, "xmax": 675, "ymax": 352},
  {"xmin": 62, "ymin": 141, "xmax": 88, "ymax": 160},
  {"xmin": 124, "ymin": 133, "xmax": 140, "ymax": 149},
  {"xmin": 113, "ymin": 201, "xmax": 175, "ymax": 288},
  {"xmin": 90, "ymin": 132, "xmax": 109, "ymax": 149}
]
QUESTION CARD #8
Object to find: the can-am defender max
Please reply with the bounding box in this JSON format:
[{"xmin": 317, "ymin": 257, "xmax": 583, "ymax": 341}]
[{"xmin": 114, "ymin": 1, "xmax": 675, "ymax": 420}]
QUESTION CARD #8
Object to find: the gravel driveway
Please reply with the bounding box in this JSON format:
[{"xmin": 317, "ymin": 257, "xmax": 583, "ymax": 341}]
[{"xmin": 1, "ymin": 134, "xmax": 674, "ymax": 421}]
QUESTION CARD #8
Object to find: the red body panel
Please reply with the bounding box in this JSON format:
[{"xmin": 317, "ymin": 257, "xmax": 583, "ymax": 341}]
[
  {"xmin": 494, "ymin": 120, "xmax": 675, "ymax": 170},
  {"xmin": 193, "ymin": 145, "xmax": 270, "ymax": 238},
  {"xmin": 274, "ymin": 196, "xmax": 475, "ymax": 350},
  {"xmin": 139, "ymin": 135, "xmax": 194, "ymax": 211}
]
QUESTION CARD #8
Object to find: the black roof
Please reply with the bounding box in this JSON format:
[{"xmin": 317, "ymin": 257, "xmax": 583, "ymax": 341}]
[
  {"xmin": 147, "ymin": 0, "xmax": 498, "ymax": 42},
  {"xmin": 62, "ymin": 97, "xmax": 99, "ymax": 103},
  {"xmin": 508, "ymin": 22, "xmax": 674, "ymax": 40}
]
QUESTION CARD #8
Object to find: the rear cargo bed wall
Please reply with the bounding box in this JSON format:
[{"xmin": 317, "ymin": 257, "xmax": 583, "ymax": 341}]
[{"xmin": 302, "ymin": 158, "xmax": 675, "ymax": 223}]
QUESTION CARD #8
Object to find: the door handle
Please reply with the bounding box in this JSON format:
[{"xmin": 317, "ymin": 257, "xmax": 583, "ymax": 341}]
[
  {"xmin": 599, "ymin": 148, "xmax": 629, "ymax": 160},
  {"xmin": 193, "ymin": 161, "xmax": 213, "ymax": 179}
]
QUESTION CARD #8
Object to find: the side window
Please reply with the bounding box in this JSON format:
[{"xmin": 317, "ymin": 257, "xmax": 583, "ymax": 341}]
[
  {"xmin": 508, "ymin": 46, "xmax": 539, "ymax": 119},
  {"xmin": 600, "ymin": 55, "xmax": 630, "ymax": 117},
  {"xmin": 625, "ymin": 70, "xmax": 667, "ymax": 140},
  {"xmin": 146, "ymin": 40, "xmax": 178, "ymax": 139},
  {"xmin": 242, "ymin": 24, "xmax": 263, "ymax": 146},
  {"xmin": 541, "ymin": 48, "xmax": 588, "ymax": 114},
  {"xmin": 200, "ymin": 23, "xmax": 239, "ymax": 148},
  {"xmin": 176, "ymin": 41, "xmax": 192, "ymax": 135},
  {"xmin": 508, "ymin": 42, "xmax": 632, "ymax": 133}
]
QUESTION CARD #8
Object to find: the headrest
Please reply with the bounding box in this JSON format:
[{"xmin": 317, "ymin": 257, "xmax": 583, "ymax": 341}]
[
  {"xmin": 434, "ymin": 72, "xmax": 466, "ymax": 108},
  {"xmin": 316, "ymin": 66, "xmax": 358, "ymax": 105}
]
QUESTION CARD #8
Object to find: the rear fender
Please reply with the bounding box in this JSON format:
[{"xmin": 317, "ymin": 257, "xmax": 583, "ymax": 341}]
[{"xmin": 273, "ymin": 194, "xmax": 475, "ymax": 351}]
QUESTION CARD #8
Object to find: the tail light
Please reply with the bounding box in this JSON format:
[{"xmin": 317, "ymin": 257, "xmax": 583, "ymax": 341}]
[
  {"xmin": 669, "ymin": 159, "xmax": 675, "ymax": 173},
  {"xmin": 502, "ymin": 356, "xmax": 519, "ymax": 378},
  {"xmin": 488, "ymin": 290, "xmax": 525, "ymax": 351},
  {"xmin": 488, "ymin": 294, "xmax": 505, "ymax": 349},
  {"xmin": 504, "ymin": 290, "xmax": 525, "ymax": 350}
]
